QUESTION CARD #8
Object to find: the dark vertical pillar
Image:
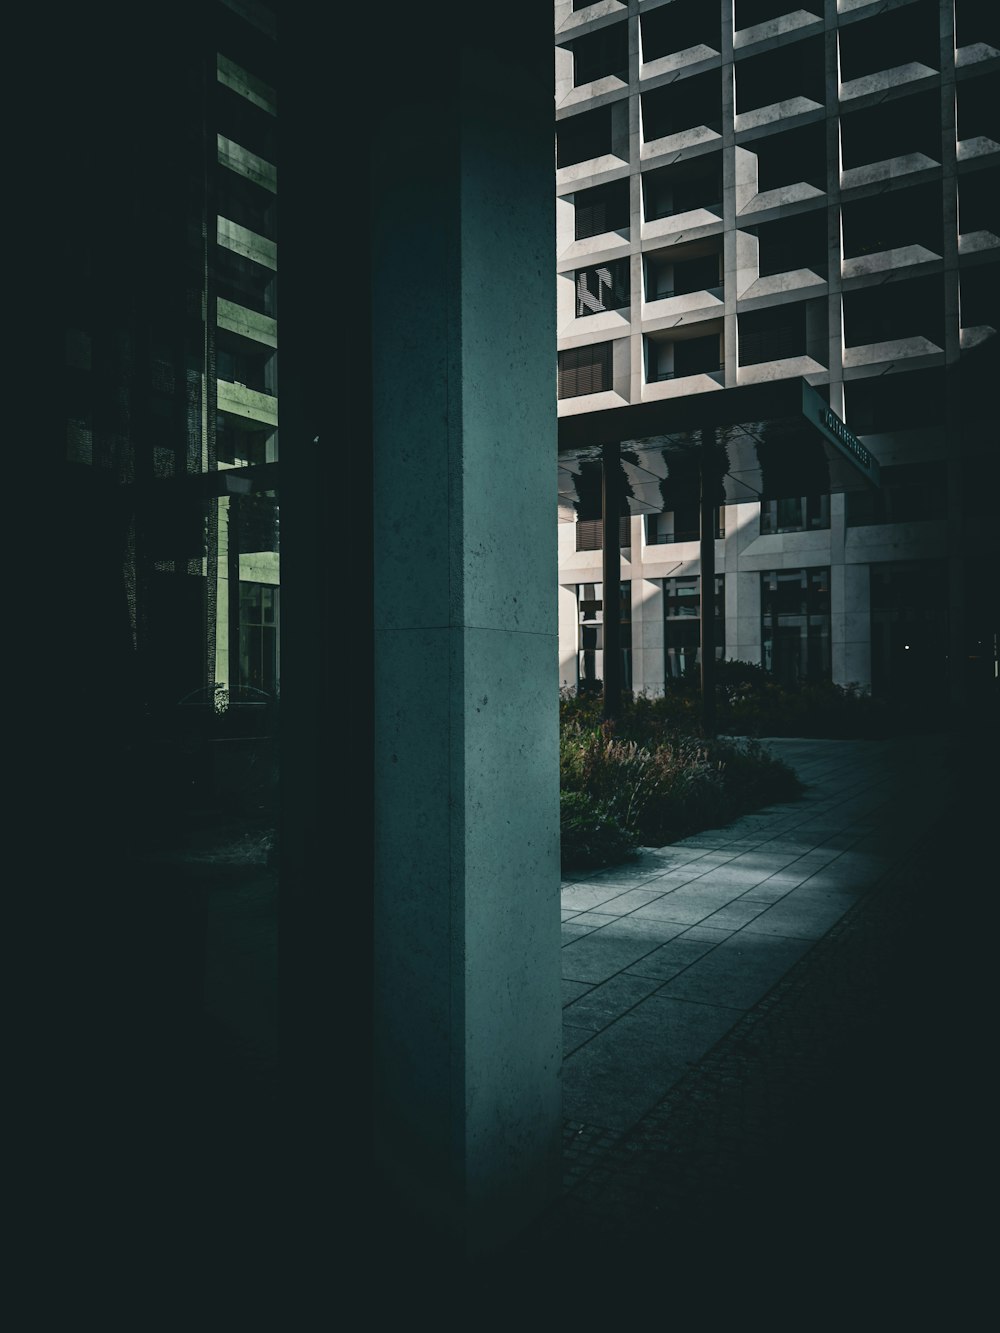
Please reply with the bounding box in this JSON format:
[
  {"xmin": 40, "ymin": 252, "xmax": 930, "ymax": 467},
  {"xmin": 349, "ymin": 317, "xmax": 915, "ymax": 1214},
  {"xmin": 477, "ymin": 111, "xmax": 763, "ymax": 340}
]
[
  {"xmin": 227, "ymin": 494, "xmax": 240, "ymax": 690},
  {"xmin": 602, "ymin": 441, "xmax": 623, "ymax": 722},
  {"xmin": 700, "ymin": 427, "xmax": 717, "ymax": 738}
]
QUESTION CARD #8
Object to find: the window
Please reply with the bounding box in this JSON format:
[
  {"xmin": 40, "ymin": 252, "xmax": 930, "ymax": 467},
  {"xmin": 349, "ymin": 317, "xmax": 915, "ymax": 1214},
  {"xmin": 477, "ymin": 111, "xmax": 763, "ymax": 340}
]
[
  {"xmin": 642, "ymin": 158, "xmax": 722, "ymax": 222},
  {"xmin": 647, "ymin": 332, "xmax": 722, "ymax": 381},
  {"xmin": 646, "ymin": 506, "xmax": 724, "ymax": 544},
  {"xmin": 558, "ymin": 342, "xmax": 613, "ymax": 398},
  {"xmin": 761, "ymin": 568, "xmax": 831, "ymax": 685},
  {"xmin": 576, "ymin": 260, "xmax": 630, "ymax": 317},
  {"xmin": 238, "ymin": 582, "xmax": 279, "ymax": 693},
  {"xmin": 577, "ymin": 581, "xmax": 632, "ymax": 692},
  {"xmin": 570, "ymin": 23, "xmax": 628, "ymax": 85},
  {"xmin": 576, "ymin": 515, "xmax": 631, "ymax": 551},
  {"xmin": 760, "ymin": 494, "xmax": 829, "ymax": 534},
  {"xmin": 558, "ymin": 105, "xmax": 613, "ymax": 168},
  {"xmin": 641, "ymin": 70, "xmax": 721, "ymax": 142},
  {"xmin": 574, "ymin": 179, "xmax": 630, "ymax": 240},
  {"xmin": 663, "ymin": 576, "xmax": 725, "ymax": 679},
  {"xmin": 739, "ymin": 304, "xmax": 806, "ymax": 365}
]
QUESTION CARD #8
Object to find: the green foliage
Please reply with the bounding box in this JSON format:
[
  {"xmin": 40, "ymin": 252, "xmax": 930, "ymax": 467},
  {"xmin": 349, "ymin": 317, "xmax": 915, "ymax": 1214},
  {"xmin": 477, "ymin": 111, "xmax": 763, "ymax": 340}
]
[
  {"xmin": 559, "ymin": 790, "xmax": 639, "ymax": 870},
  {"xmin": 559, "ymin": 685, "xmax": 806, "ymax": 871}
]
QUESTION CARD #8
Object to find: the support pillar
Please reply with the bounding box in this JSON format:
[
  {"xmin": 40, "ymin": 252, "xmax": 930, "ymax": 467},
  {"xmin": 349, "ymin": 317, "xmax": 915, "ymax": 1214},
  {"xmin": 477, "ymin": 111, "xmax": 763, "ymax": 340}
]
[
  {"xmin": 700, "ymin": 427, "xmax": 717, "ymax": 738},
  {"xmin": 602, "ymin": 442, "xmax": 623, "ymax": 722},
  {"xmin": 369, "ymin": 10, "xmax": 562, "ymax": 1253}
]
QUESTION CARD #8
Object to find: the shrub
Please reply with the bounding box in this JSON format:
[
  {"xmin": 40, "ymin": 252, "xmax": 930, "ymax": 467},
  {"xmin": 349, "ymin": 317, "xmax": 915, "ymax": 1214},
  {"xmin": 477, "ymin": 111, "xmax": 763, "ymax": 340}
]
[
  {"xmin": 560, "ymin": 790, "xmax": 639, "ymax": 870},
  {"xmin": 559, "ymin": 706, "xmax": 805, "ymax": 871}
]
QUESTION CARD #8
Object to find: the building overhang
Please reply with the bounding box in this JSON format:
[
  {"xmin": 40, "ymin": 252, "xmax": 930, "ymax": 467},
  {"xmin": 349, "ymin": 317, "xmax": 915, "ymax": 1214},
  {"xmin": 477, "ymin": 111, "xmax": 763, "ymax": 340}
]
[{"xmin": 558, "ymin": 378, "xmax": 881, "ymax": 519}]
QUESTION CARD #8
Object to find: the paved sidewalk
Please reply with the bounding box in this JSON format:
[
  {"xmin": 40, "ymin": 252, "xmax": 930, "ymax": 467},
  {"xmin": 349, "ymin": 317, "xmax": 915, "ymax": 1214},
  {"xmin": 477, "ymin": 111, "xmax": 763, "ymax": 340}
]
[
  {"xmin": 557, "ymin": 734, "xmax": 955, "ymax": 1135},
  {"xmin": 498, "ymin": 729, "xmax": 992, "ymax": 1311}
]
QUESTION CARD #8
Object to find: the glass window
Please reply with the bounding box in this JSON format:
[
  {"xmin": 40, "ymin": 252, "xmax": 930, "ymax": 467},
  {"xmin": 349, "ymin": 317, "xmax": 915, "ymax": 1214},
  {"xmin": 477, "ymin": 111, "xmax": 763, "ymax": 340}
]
[
  {"xmin": 761, "ymin": 568, "xmax": 831, "ymax": 685},
  {"xmin": 646, "ymin": 506, "xmax": 724, "ymax": 543},
  {"xmin": 576, "ymin": 581, "xmax": 632, "ymax": 693},
  {"xmin": 760, "ymin": 494, "xmax": 830, "ymax": 534},
  {"xmin": 663, "ymin": 575, "xmax": 725, "ymax": 680}
]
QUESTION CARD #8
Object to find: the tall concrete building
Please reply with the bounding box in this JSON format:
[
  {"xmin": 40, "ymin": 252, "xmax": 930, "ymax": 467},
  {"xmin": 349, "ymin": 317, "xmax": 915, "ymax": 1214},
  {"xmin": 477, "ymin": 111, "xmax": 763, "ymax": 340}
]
[{"xmin": 554, "ymin": 0, "xmax": 998, "ymax": 709}]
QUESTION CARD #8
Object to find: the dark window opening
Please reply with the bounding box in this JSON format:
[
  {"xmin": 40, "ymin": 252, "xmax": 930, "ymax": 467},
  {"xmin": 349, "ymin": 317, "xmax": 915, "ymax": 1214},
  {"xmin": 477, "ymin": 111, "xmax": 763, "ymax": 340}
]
[
  {"xmin": 647, "ymin": 332, "xmax": 722, "ymax": 381},
  {"xmin": 751, "ymin": 211, "xmax": 828, "ymax": 278},
  {"xmin": 217, "ymin": 170, "xmax": 277, "ymax": 241},
  {"xmin": 213, "ymin": 245, "xmax": 277, "ymax": 317},
  {"xmin": 739, "ymin": 303, "xmax": 806, "ymax": 364},
  {"xmin": 215, "ymin": 81, "xmax": 277, "ymax": 163},
  {"xmin": 558, "ymin": 342, "xmax": 613, "ymax": 398},
  {"xmin": 760, "ymin": 494, "xmax": 830, "ymax": 533},
  {"xmin": 214, "ymin": 10, "xmax": 277, "ymax": 87},
  {"xmin": 735, "ymin": 36, "xmax": 824, "ymax": 113},
  {"xmin": 642, "ymin": 70, "xmax": 721, "ymax": 141},
  {"xmin": 216, "ymin": 413, "xmax": 271, "ymax": 467},
  {"xmin": 576, "ymin": 260, "xmax": 630, "ymax": 317},
  {"xmin": 641, "ymin": 0, "xmax": 721, "ymax": 62},
  {"xmin": 573, "ymin": 178, "xmax": 630, "ymax": 239},
  {"xmin": 761, "ymin": 568, "xmax": 831, "ymax": 684},
  {"xmin": 646, "ymin": 506, "xmax": 724, "ymax": 544},
  {"xmin": 842, "ymin": 275, "xmax": 943, "ymax": 348},
  {"xmin": 238, "ymin": 582, "xmax": 278, "ymax": 694},
  {"xmin": 570, "ymin": 22, "xmax": 628, "ymax": 85},
  {"xmin": 577, "ymin": 581, "xmax": 632, "ymax": 693},
  {"xmin": 957, "ymin": 76, "xmax": 1000, "ymax": 145},
  {"xmin": 959, "ymin": 168, "xmax": 999, "ymax": 236},
  {"xmin": 841, "ymin": 93, "xmax": 940, "ymax": 169},
  {"xmin": 839, "ymin": 0, "xmax": 940, "ymax": 83},
  {"xmin": 663, "ymin": 576, "xmax": 725, "ymax": 680},
  {"xmin": 960, "ymin": 265, "xmax": 1000, "ymax": 329},
  {"xmin": 842, "ymin": 183, "xmax": 943, "ymax": 258},
  {"xmin": 955, "ymin": 0, "xmax": 1000, "ymax": 50},
  {"xmin": 646, "ymin": 249, "xmax": 721, "ymax": 300},
  {"xmin": 558, "ymin": 105, "xmax": 614, "ymax": 168},
  {"xmin": 216, "ymin": 327, "xmax": 276, "ymax": 395},
  {"xmin": 642, "ymin": 158, "xmax": 723, "ymax": 221},
  {"xmin": 752, "ymin": 121, "xmax": 826, "ymax": 193}
]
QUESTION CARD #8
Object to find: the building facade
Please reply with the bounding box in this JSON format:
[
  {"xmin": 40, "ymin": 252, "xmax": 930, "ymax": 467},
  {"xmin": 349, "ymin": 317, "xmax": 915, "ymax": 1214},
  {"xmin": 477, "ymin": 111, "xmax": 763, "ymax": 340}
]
[
  {"xmin": 555, "ymin": 0, "xmax": 998, "ymax": 707},
  {"xmin": 62, "ymin": 0, "xmax": 280, "ymax": 740}
]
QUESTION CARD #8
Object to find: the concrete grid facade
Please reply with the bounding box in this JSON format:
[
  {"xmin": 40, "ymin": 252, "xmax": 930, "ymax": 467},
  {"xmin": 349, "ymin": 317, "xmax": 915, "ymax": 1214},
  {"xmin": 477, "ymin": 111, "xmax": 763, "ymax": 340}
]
[{"xmin": 555, "ymin": 0, "xmax": 998, "ymax": 703}]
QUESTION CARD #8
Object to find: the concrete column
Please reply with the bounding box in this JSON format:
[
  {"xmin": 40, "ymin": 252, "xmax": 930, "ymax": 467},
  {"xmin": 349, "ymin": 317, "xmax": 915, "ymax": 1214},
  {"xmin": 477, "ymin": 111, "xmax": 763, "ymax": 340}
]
[{"xmin": 370, "ymin": 12, "xmax": 561, "ymax": 1252}]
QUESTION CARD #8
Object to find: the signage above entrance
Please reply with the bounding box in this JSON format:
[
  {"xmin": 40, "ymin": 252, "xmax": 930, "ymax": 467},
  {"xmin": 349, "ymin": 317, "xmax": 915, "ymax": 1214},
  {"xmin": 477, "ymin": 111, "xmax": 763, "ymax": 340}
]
[{"xmin": 801, "ymin": 382, "xmax": 880, "ymax": 488}]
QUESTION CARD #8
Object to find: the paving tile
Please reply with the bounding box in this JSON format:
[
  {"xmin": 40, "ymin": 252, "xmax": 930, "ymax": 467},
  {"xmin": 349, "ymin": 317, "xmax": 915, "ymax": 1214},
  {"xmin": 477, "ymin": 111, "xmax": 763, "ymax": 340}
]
[
  {"xmin": 560, "ymin": 882, "xmax": 637, "ymax": 913},
  {"xmin": 656, "ymin": 932, "xmax": 814, "ymax": 1009},
  {"xmin": 562, "ymin": 920, "xmax": 600, "ymax": 943},
  {"xmin": 561, "ymin": 996, "xmax": 744, "ymax": 1129},
  {"xmin": 699, "ymin": 898, "xmax": 772, "ymax": 930},
  {"xmin": 562, "ymin": 979, "xmax": 593, "ymax": 1007},
  {"xmin": 580, "ymin": 886, "xmax": 674, "ymax": 915},
  {"xmin": 739, "ymin": 894, "xmax": 856, "ymax": 940},
  {"xmin": 562, "ymin": 973, "xmax": 664, "ymax": 1032},
  {"xmin": 561, "ymin": 920, "xmax": 685, "ymax": 984},
  {"xmin": 563, "ymin": 1023, "xmax": 594, "ymax": 1057},
  {"xmin": 628, "ymin": 889, "xmax": 741, "ymax": 926},
  {"xmin": 625, "ymin": 932, "xmax": 729, "ymax": 981},
  {"xmin": 564, "ymin": 911, "xmax": 622, "ymax": 930}
]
